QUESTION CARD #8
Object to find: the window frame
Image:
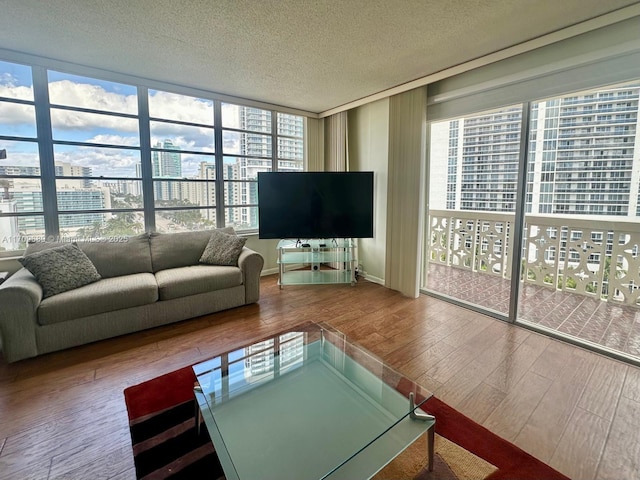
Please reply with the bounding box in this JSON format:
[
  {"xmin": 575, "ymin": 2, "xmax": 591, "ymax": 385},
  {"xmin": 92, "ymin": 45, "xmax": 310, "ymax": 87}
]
[{"xmin": 0, "ymin": 59, "xmax": 307, "ymax": 255}]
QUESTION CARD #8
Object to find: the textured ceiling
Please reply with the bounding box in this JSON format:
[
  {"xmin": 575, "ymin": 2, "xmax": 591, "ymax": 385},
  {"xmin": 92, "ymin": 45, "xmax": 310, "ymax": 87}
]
[{"xmin": 0, "ymin": 0, "xmax": 638, "ymax": 114}]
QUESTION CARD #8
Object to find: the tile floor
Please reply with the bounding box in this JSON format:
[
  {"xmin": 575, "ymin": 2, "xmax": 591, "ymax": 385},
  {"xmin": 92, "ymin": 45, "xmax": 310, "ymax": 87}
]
[{"xmin": 424, "ymin": 263, "xmax": 640, "ymax": 360}]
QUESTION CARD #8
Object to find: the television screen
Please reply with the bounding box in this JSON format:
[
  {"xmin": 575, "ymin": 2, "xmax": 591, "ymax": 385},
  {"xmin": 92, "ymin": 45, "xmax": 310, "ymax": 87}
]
[{"xmin": 257, "ymin": 172, "xmax": 374, "ymax": 239}]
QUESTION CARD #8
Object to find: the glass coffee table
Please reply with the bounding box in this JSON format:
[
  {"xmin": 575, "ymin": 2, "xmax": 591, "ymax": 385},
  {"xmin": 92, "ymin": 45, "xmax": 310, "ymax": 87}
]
[{"xmin": 193, "ymin": 323, "xmax": 435, "ymax": 480}]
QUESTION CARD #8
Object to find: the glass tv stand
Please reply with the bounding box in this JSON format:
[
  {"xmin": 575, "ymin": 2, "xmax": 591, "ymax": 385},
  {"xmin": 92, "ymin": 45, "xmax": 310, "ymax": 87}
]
[{"xmin": 277, "ymin": 239, "xmax": 356, "ymax": 288}]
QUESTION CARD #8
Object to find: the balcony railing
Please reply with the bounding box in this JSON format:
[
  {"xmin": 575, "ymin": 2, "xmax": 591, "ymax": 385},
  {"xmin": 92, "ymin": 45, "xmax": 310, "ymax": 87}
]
[{"xmin": 428, "ymin": 209, "xmax": 640, "ymax": 307}]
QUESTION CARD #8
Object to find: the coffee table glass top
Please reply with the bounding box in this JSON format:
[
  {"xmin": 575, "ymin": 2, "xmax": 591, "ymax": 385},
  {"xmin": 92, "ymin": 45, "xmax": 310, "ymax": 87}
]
[{"xmin": 193, "ymin": 323, "xmax": 434, "ymax": 480}]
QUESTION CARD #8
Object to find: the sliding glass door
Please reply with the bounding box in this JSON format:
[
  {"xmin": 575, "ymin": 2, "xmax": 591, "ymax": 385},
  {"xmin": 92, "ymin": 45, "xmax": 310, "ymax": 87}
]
[
  {"xmin": 518, "ymin": 82, "xmax": 640, "ymax": 359},
  {"xmin": 425, "ymin": 105, "xmax": 523, "ymax": 317},
  {"xmin": 424, "ymin": 80, "xmax": 640, "ymax": 363}
]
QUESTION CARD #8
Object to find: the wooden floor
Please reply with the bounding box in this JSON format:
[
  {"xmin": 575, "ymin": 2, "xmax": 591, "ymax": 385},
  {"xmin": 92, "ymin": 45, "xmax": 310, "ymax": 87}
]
[{"xmin": 0, "ymin": 275, "xmax": 639, "ymax": 480}]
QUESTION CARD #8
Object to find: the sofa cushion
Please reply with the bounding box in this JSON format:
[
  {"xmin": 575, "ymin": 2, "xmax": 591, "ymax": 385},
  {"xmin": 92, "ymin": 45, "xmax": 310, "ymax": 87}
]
[
  {"xmin": 25, "ymin": 234, "xmax": 152, "ymax": 278},
  {"xmin": 37, "ymin": 273, "xmax": 159, "ymax": 325},
  {"xmin": 149, "ymin": 227, "xmax": 235, "ymax": 272},
  {"xmin": 78, "ymin": 233, "xmax": 152, "ymax": 278},
  {"xmin": 19, "ymin": 243, "xmax": 101, "ymax": 298},
  {"xmin": 199, "ymin": 229, "xmax": 247, "ymax": 266},
  {"xmin": 155, "ymin": 265, "xmax": 242, "ymax": 301}
]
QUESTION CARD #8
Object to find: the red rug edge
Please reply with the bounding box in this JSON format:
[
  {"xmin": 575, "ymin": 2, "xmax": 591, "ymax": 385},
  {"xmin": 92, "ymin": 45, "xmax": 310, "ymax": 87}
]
[
  {"xmin": 124, "ymin": 366, "xmax": 569, "ymax": 480},
  {"xmin": 124, "ymin": 366, "xmax": 196, "ymax": 421},
  {"xmin": 421, "ymin": 396, "xmax": 570, "ymax": 480}
]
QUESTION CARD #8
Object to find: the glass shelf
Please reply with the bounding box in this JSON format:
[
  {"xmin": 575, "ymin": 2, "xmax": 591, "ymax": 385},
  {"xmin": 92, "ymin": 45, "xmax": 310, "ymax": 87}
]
[
  {"xmin": 279, "ymin": 270, "xmax": 354, "ymax": 285},
  {"xmin": 277, "ymin": 239, "xmax": 356, "ymax": 287}
]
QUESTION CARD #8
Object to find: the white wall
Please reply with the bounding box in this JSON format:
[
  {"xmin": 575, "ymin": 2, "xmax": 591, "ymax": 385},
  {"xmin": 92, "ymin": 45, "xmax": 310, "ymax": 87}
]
[
  {"xmin": 348, "ymin": 98, "xmax": 389, "ymax": 284},
  {"xmin": 0, "ymin": 257, "xmax": 21, "ymax": 276},
  {"xmin": 244, "ymin": 235, "xmax": 280, "ymax": 275}
]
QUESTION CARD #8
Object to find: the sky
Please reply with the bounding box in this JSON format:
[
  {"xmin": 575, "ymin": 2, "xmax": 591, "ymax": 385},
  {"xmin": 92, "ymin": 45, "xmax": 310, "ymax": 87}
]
[{"xmin": 0, "ymin": 60, "xmax": 266, "ymax": 178}]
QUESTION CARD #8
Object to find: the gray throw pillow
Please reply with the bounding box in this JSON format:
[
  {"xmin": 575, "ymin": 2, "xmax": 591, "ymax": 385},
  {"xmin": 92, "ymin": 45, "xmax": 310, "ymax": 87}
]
[
  {"xmin": 19, "ymin": 243, "xmax": 102, "ymax": 298},
  {"xmin": 199, "ymin": 230, "xmax": 247, "ymax": 266}
]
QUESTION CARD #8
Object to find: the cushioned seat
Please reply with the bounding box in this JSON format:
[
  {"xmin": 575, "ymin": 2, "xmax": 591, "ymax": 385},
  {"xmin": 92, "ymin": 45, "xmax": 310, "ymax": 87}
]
[
  {"xmin": 38, "ymin": 273, "xmax": 158, "ymax": 325},
  {"xmin": 0, "ymin": 228, "xmax": 264, "ymax": 363},
  {"xmin": 155, "ymin": 265, "xmax": 243, "ymax": 301}
]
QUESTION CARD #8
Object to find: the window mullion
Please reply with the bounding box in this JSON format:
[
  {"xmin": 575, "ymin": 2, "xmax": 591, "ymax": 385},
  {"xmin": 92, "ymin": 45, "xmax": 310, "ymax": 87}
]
[
  {"xmin": 272, "ymin": 110, "xmax": 278, "ymax": 172},
  {"xmin": 31, "ymin": 66, "xmax": 59, "ymax": 236},
  {"xmin": 508, "ymin": 102, "xmax": 532, "ymax": 321},
  {"xmin": 213, "ymin": 101, "xmax": 224, "ymax": 227},
  {"xmin": 137, "ymin": 86, "xmax": 156, "ymax": 232}
]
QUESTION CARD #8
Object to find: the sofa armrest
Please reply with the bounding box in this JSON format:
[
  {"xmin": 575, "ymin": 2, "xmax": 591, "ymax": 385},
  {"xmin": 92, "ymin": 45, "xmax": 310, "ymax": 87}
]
[
  {"xmin": 237, "ymin": 247, "xmax": 264, "ymax": 304},
  {"xmin": 0, "ymin": 268, "xmax": 42, "ymax": 362}
]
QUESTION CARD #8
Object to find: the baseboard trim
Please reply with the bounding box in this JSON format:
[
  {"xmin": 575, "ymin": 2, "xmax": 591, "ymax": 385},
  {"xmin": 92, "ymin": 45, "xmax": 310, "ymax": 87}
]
[{"xmin": 363, "ymin": 274, "xmax": 384, "ymax": 286}]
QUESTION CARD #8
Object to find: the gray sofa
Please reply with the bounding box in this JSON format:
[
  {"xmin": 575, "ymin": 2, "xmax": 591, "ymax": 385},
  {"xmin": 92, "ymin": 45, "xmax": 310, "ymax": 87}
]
[{"xmin": 0, "ymin": 229, "xmax": 264, "ymax": 363}]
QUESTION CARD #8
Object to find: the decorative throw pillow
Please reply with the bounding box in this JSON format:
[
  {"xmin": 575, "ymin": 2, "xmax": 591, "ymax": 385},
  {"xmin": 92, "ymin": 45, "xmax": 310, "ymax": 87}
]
[
  {"xmin": 19, "ymin": 243, "xmax": 102, "ymax": 298},
  {"xmin": 199, "ymin": 230, "xmax": 247, "ymax": 266}
]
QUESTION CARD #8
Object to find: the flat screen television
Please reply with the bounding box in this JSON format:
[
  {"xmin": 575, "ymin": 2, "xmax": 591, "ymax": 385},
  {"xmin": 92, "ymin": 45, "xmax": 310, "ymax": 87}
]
[{"xmin": 257, "ymin": 171, "xmax": 374, "ymax": 239}]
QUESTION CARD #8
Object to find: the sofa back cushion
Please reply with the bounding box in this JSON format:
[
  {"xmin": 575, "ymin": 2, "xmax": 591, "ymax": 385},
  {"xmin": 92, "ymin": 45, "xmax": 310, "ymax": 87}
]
[
  {"xmin": 79, "ymin": 234, "xmax": 153, "ymax": 278},
  {"xmin": 149, "ymin": 228, "xmax": 235, "ymax": 272},
  {"xmin": 24, "ymin": 233, "xmax": 153, "ymax": 278}
]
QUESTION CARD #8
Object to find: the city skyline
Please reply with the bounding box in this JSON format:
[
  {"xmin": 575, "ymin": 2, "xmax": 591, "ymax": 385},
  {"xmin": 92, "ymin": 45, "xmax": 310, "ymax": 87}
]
[{"xmin": 0, "ymin": 65, "xmax": 305, "ymax": 245}]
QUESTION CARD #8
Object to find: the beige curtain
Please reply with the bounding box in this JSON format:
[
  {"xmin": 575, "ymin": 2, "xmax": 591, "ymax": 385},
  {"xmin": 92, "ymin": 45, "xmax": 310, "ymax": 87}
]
[
  {"xmin": 324, "ymin": 111, "xmax": 348, "ymax": 172},
  {"xmin": 305, "ymin": 117, "xmax": 324, "ymax": 172},
  {"xmin": 323, "ymin": 112, "xmax": 349, "ymax": 268},
  {"xmin": 385, "ymin": 87, "xmax": 427, "ymax": 298}
]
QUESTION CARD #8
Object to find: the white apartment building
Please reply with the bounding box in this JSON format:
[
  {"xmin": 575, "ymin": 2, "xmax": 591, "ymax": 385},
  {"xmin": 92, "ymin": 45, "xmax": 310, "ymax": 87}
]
[{"xmin": 430, "ymin": 82, "xmax": 640, "ymax": 217}]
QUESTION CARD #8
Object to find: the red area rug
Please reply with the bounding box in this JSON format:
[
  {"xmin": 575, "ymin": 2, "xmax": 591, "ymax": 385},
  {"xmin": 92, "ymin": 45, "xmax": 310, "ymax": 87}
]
[{"xmin": 124, "ymin": 365, "xmax": 568, "ymax": 480}]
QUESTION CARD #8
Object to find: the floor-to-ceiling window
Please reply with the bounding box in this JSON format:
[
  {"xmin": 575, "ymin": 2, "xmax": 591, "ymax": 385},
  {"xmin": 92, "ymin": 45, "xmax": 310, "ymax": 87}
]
[
  {"xmin": 424, "ymin": 79, "xmax": 640, "ymax": 363},
  {"xmin": 519, "ymin": 82, "xmax": 640, "ymax": 359},
  {"xmin": 421, "ymin": 16, "xmax": 640, "ymax": 363},
  {"xmin": 425, "ymin": 105, "xmax": 523, "ymax": 317},
  {"xmin": 0, "ymin": 60, "xmax": 43, "ymax": 251},
  {"xmin": 0, "ymin": 58, "xmax": 306, "ymax": 254}
]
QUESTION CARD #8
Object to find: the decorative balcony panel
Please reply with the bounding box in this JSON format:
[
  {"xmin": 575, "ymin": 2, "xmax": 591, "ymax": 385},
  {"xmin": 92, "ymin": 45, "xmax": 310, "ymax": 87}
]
[
  {"xmin": 609, "ymin": 229, "xmax": 640, "ymax": 306},
  {"xmin": 450, "ymin": 214, "xmax": 478, "ymax": 270},
  {"xmin": 427, "ymin": 210, "xmax": 640, "ymax": 308},
  {"xmin": 428, "ymin": 214, "xmax": 450, "ymax": 265},
  {"xmin": 562, "ymin": 224, "xmax": 607, "ymax": 299},
  {"xmin": 428, "ymin": 211, "xmax": 513, "ymax": 277},
  {"xmin": 523, "ymin": 222, "xmax": 562, "ymax": 288},
  {"xmin": 476, "ymin": 219, "xmax": 510, "ymax": 278}
]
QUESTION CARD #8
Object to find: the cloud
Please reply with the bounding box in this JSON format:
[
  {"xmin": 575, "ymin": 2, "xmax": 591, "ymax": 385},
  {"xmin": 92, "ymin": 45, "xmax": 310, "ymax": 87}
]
[
  {"xmin": 0, "ymin": 100, "xmax": 35, "ymax": 126},
  {"xmin": 0, "ymin": 150, "xmax": 39, "ymax": 168},
  {"xmin": 222, "ymin": 131, "xmax": 240, "ymax": 154},
  {"xmin": 150, "ymin": 122, "xmax": 214, "ymax": 152},
  {"xmin": 85, "ymin": 134, "xmax": 139, "ymax": 147},
  {"xmin": 0, "ymin": 76, "xmax": 33, "ymax": 101},
  {"xmin": 54, "ymin": 145, "xmax": 140, "ymax": 177},
  {"xmin": 149, "ymin": 90, "xmax": 213, "ymax": 124},
  {"xmin": 49, "ymin": 80, "xmax": 137, "ymax": 114},
  {"xmin": 0, "ymin": 80, "xmax": 245, "ymax": 153},
  {"xmin": 50, "ymin": 109, "xmax": 139, "ymax": 134},
  {"xmin": 221, "ymin": 103, "xmax": 240, "ymax": 129}
]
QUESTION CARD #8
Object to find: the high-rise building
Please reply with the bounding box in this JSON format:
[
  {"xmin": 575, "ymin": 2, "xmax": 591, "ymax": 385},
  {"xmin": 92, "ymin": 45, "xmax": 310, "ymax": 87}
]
[
  {"xmin": 152, "ymin": 139, "xmax": 182, "ymax": 177},
  {"xmin": 198, "ymin": 162, "xmax": 216, "ymax": 223},
  {"xmin": 55, "ymin": 161, "xmax": 93, "ymax": 188},
  {"xmin": 0, "ymin": 199, "xmax": 19, "ymax": 251},
  {"xmin": 152, "ymin": 139, "xmax": 183, "ymax": 202},
  {"xmin": 225, "ymin": 109, "xmax": 304, "ymax": 229},
  {"xmin": 11, "ymin": 187, "xmax": 111, "ymax": 232},
  {"xmin": 431, "ymin": 82, "xmax": 640, "ymax": 217},
  {"xmin": 530, "ymin": 85, "xmax": 639, "ymax": 216},
  {"xmin": 0, "ymin": 156, "xmax": 109, "ymax": 234}
]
